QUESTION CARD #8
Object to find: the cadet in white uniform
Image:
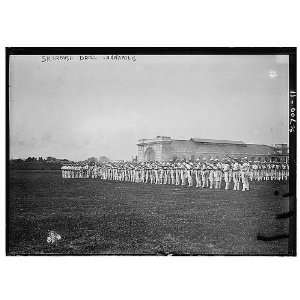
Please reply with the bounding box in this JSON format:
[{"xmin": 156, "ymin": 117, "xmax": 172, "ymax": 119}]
[
  {"xmin": 222, "ymin": 161, "xmax": 231, "ymax": 190},
  {"xmin": 201, "ymin": 163, "xmax": 209, "ymax": 188},
  {"xmin": 232, "ymin": 161, "xmax": 241, "ymax": 191},
  {"xmin": 240, "ymin": 158, "xmax": 250, "ymax": 191},
  {"xmin": 61, "ymin": 166, "xmax": 66, "ymax": 178},
  {"xmin": 195, "ymin": 163, "xmax": 202, "ymax": 188},
  {"xmin": 214, "ymin": 161, "xmax": 223, "ymax": 189},
  {"xmin": 175, "ymin": 165, "xmax": 181, "ymax": 185},
  {"xmin": 171, "ymin": 167, "xmax": 176, "ymax": 185},
  {"xmin": 208, "ymin": 161, "xmax": 214, "ymax": 189},
  {"xmin": 186, "ymin": 163, "xmax": 193, "ymax": 187},
  {"xmin": 180, "ymin": 166, "xmax": 186, "ymax": 186}
]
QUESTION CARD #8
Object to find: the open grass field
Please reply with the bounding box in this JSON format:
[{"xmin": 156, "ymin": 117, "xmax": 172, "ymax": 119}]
[{"xmin": 7, "ymin": 170, "xmax": 290, "ymax": 255}]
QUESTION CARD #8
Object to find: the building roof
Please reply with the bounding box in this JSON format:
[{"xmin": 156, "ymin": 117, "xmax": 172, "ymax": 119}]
[
  {"xmin": 244, "ymin": 143, "xmax": 275, "ymax": 154},
  {"xmin": 190, "ymin": 138, "xmax": 245, "ymax": 145}
]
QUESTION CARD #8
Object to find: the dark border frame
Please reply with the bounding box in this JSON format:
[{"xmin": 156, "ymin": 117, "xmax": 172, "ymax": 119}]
[{"xmin": 6, "ymin": 47, "xmax": 297, "ymax": 256}]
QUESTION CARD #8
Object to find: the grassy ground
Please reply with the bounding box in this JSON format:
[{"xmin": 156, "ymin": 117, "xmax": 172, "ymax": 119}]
[{"xmin": 7, "ymin": 170, "xmax": 290, "ymax": 255}]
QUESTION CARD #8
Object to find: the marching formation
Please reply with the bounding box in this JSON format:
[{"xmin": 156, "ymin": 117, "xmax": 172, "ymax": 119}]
[{"xmin": 61, "ymin": 158, "xmax": 289, "ymax": 192}]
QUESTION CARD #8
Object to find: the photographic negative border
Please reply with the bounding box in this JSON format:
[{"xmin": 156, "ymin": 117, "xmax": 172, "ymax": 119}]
[{"xmin": 5, "ymin": 47, "xmax": 297, "ymax": 256}]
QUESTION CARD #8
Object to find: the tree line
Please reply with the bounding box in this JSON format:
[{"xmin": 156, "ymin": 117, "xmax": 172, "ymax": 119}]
[{"xmin": 9, "ymin": 156, "xmax": 110, "ymax": 170}]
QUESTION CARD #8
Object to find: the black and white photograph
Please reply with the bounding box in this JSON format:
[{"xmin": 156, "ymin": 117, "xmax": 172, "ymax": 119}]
[{"xmin": 6, "ymin": 48, "xmax": 296, "ymax": 256}]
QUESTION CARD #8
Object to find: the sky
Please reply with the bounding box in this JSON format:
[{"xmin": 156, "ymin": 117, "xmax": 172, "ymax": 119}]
[{"xmin": 9, "ymin": 54, "xmax": 289, "ymax": 161}]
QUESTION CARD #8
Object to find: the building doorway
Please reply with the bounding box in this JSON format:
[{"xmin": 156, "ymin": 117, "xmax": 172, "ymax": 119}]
[{"xmin": 144, "ymin": 147, "xmax": 155, "ymax": 161}]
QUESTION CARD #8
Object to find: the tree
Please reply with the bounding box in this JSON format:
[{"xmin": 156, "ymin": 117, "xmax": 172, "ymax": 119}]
[
  {"xmin": 87, "ymin": 157, "xmax": 98, "ymax": 163},
  {"xmin": 98, "ymin": 156, "xmax": 110, "ymax": 162},
  {"xmin": 25, "ymin": 157, "xmax": 37, "ymax": 162},
  {"xmin": 46, "ymin": 156, "xmax": 57, "ymax": 161}
]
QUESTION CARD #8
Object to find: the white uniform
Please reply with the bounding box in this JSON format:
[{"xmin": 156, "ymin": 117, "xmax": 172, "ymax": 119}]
[
  {"xmin": 62, "ymin": 166, "xmax": 66, "ymax": 178},
  {"xmin": 187, "ymin": 168, "xmax": 193, "ymax": 187},
  {"xmin": 223, "ymin": 163, "xmax": 230, "ymax": 190},
  {"xmin": 201, "ymin": 165, "xmax": 209, "ymax": 188},
  {"xmin": 232, "ymin": 163, "xmax": 240, "ymax": 191},
  {"xmin": 208, "ymin": 166, "xmax": 214, "ymax": 189},
  {"xmin": 214, "ymin": 166, "xmax": 222, "ymax": 189},
  {"xmin": 240, "ymin": 162, "xmax": 250, "ymax": 191},
  {"xmin": 195, "ymin": 166, "xmax": 202, "ymax": 188}
]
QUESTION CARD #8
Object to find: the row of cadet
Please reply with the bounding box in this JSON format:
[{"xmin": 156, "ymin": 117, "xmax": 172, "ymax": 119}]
[{"xmin": 61, "ymin": 158, "xmax": 289, "ymax": 191}]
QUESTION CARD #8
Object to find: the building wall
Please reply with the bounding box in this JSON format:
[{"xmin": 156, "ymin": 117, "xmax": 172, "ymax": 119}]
[
  {"xmin": 164, "ymin": 140, "xmax": 276, "ymax": 161},
  {"xmin": 137, "ymin": 136, "xmax": 172, "ymax": 161},
  {"xmin": 137, "ymin": 137, "xmax": 287, "ymax": 162},
  {"xmin": 137, "ymin": 145, "xmax": 144, "ymax": 161}
]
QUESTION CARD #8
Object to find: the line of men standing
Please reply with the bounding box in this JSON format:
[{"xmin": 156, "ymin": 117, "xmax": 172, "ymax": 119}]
[{"xmin": 61, "ymin": 158, "xmax": 289, "ymax": 192}]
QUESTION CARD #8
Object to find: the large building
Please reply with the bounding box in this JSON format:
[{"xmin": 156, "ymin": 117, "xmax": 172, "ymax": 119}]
[{"xmin": 137, "ymin": 136, "xmax": 288, "ymax": 162}]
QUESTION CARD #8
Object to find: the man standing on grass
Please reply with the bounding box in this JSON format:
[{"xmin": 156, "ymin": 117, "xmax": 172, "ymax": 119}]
[
  {"xmin": 175, "ymin": 163, "xmax": 181, "ymax": 186},
  {"xmin": 252, "ymin": 161, "xmax": 259, "ymax": 181},
  {"xmin": 195, "ymin": 161, "xmax": 202, "ymax": 188},
  {"xmin": 222, "ymin": 160, "xmax": 231, "ymax": 190},
  {"xmin": 201, "ymin": 161, "xmax": 209, "ymax": 188},
  {"xmin": 214, "ymin": 160, "xmax": 223, "ymax": 189},
  {"xmin": 232, "ymin": 160, "xmax": 241, "ymax": 191},
  {"xmin": 61, "ymin": 165, "xmax": 65, "ymax": 178},
  {"xmin": 171, "ymin": 163, "xmax": 176, "ymax": 185},
  {"xmin": 240, "ymin": 158, "xmax": 250, "ymax": 191},
  {"xmin": 181, "ymin": 163, "xmax": 186, "ymax": 186},
  {"xmin": 186, "ymin": 162, "xmax": 193, "ymax": 187},
  {"xmin": 207, "ymin": 159, "xmax": 214, "ymax": 189}
]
